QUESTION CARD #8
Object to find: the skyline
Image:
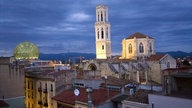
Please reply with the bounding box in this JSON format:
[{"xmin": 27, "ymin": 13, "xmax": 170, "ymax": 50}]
[{"xmin": 0, "ymin": 0, "xmax": 192, "ymax": 56}]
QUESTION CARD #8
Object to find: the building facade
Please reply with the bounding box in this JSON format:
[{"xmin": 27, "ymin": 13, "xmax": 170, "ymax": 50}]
[
  {"xmin": 0, "ymin": 57, "xmax": 25, "ymax": 99},
  {"xmin": 146, "ymin": 54, "xmax": 176, "ymax": 84},
  {"xmin": 79, "ymin": 59, "xmax": 151, "ymax": 84},
  {"xmin": 25, "ymin": 64, "xmax": 75, "ymax": 108},
  {"xmin": 95, "ymin": 5, "xmax": 111, "ymax": 59}
]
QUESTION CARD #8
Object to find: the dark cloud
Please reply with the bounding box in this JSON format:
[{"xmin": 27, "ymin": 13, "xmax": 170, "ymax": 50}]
[{"xmin": 0, "ymin": 0, "xmax": 192, "ymax": 56}]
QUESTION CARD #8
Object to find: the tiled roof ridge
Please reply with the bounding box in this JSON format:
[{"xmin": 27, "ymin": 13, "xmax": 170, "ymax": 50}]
[
  {"xmin": 146, "ymin": 54, "xmax": 166, "ymax": 61},
  {"xmin": 52, "ymin": 88, "xmax": 120, "ymax": 106},
  {"xmin": 126, "ymin": 32, "xmax": 153, "ymax": 39}
]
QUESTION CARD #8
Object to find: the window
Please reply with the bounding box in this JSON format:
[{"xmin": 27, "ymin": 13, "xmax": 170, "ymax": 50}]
[
  {"xmin": 28, "ymin": 102, "xmax": 30, "ymax": 108},
  {"xmin": 106, "ymin": 27, "xmax": 108, "ymax": 39},
  {"xmin": 101, "ymin": 11, "xmax": 103, "ymax": 21},
  {"xmin": 105, "ymin": 11, "xmax": 107, "ymax": 22},
  {"xmin": 40, "ymin": 82, "xmax": 42, "ymax": 87},
  {"xmin": 128, "ymin": 44, "xmax": 132, "ymax": 53},
  {"xmin": 101, "ymin": 28, "xmax": 104, "ymax": 39},
  {"xmin": 74, "ymin": 83, "xmax": 84, "ymax": 87},
  {"xmin": 31, "ymin": 81, "xmax": 33, "ymax": 90},
  {"xmin": 167, "ymin": 62, "xmax": 170, "ymax": 68},
  {"xmin": 97, "ymin": 31, "xmax": 99, "ymax": 39},
  {"xmin": 102, "ymin": 45, "xmax": 104, "ymax": 50},
  {"xmin": 98, "ymin": 12, "xmax": 99, "ymax": 21},
  {"xmin": 28, "ymin": 92, "xmax": 30, "ymax": 98},
  {"xmin": 28, "ymin": 80, "xmax": 30, "ymax": 89},
  {"xmin": 45, "ymin": 83, "xmax": 47, "ymax": 89},
  {"xmin": 139, "ymin": 43, "xmax": 144, "ymax": 53},
  {"xmin": 32, "ymin": 92, "xmax": 33, "ymax": 99},
  {"xmin": 51, "ymin": 84, "xmax": 53, "ymax": 92},
  {"xmin": 149, "ymin": 43, "xmax": 152, "ymax": 52}
]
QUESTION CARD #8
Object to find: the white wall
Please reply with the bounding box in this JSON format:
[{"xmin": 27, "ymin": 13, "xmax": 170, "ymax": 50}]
[
  {"xmin": 122, "ymin": 100, "xmax": 148, "ymax": 108},
  {"xmin": 148, "ymin": 94, "xmax": 192, "ymax": 108}
]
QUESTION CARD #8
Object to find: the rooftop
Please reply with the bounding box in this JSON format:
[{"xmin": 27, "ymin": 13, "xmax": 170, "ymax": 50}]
[
  {"xmin": 146, "ymin": 54, "xmax": 166, "ymax": 61},
  {"xmin": 95, "ymin": 59, "xmax": 137, "ymax": 63},
  {"xmin": 126, "ymin": 32, "xmax": 153, "ymax": 39},
  {"xmin": 101, "ymin": 76, "xmax": 130, "ymax": 87},
  {"xmin": 163, "ymin": 67, "xmax": 192, "ymax": 76},
  {"xmin": 125, "ymin": 90, "xmax": 153, "ymax": 104},
  {"xmin": 25, "ymin": 67, "xmax": 75, "ymax": 80},
  {"xmin": 52, "ymin": 88, "xmax": 120, "ymax": 106}
]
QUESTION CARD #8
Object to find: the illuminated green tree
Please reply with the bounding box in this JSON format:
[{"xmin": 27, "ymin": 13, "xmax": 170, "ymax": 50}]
[{"xmin": 14, "ymin": 42, "xmax": 39, "ymax": 60}]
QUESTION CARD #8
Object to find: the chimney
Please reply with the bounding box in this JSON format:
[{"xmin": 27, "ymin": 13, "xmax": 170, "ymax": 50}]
[
  {"xmin": 121, "ymin": 87, "xmax": 125, "ymax": 94},
  {"xmin": 137, "ymin": 71, "xmax": 140, "ymax": 83}
]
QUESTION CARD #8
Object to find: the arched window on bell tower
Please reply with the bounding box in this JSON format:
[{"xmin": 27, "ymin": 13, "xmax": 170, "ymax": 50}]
[
  {"xmin": 105, "ymin": 10, "xmax": 107, "ymax": 22},
  {"xmin": 106, "ymin": 27, "xmax": 108, "ymax": 39},
  {"xmin": 101, "ymin": 28, "xmax": 104, "ymax": 39},
  {"xmin": 129, "ymin": 44, "xmax": 132, "ymax": 53},
  {"xmin": 98, "ymin": 12, "xmax": 99, "ymax": 21},
  {"xmin": 139, "ymin": 43, "xmax": 144, "ymax": 53},
  {"xmin": 97, "ymin": 28, "xmax": 99, "ymax": 39},
  {"xmin": 101, "ymin": 11, "xmax": 103, "ymax": 21}
]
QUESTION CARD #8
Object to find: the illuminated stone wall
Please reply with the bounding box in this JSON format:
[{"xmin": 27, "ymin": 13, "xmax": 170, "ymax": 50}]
[{"xmin": 95, "ymin": 5, "xmax": 111, "ymax": 59}]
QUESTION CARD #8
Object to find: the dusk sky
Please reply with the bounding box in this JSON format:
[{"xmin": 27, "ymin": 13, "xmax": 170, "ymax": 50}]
[{"xmin": 0, "ymin": 0, "xmax": 192, "ymax": 56}]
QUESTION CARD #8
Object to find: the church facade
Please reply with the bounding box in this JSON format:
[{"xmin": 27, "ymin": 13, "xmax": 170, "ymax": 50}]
[{"xmin": 121, "ymin": 32, "xmax": 155, "ymax": 60}]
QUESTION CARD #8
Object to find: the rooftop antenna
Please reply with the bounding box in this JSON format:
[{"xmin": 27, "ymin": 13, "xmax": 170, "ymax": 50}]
[
  {"xmin": 104, "ymin": 75, "xmax": 109, "ymax": 97},
  {"xmin": 86, "ymin": 87, "xmax": 93, "ymax": 108}
]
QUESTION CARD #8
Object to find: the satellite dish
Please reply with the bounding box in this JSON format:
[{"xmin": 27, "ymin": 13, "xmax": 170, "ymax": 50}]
[{"xmin": 74, "ymin": 89, "xmax": 80, "ymax": 96}]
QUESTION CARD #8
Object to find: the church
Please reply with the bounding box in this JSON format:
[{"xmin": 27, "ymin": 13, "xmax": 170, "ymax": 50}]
[
  {"xmin": 95, "ymin": 5, "xmax": 155, "ymax": 60},
  {"xmin": 121, "ymin": 32, "xmax": 155, "ymax": 60},
  {"xmin": 79, "ymin": 4, "xmax": 176, "ymax": 84}
]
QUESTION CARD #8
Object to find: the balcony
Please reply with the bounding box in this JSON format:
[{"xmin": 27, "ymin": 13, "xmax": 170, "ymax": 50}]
[
  {"xmin": 38, "ymin": 87, "xmax": 42, "ymax": 92},
  {"xmin": 44, "ymin": 102, "xmax": 48, "ymax": 107},
  {"xmin": 43, "ymin": 88, "xmax": 48, "ymax": 93},
  {"xmin": 38, "ymin": 100, "xmax": 43, "ymax": 105}
]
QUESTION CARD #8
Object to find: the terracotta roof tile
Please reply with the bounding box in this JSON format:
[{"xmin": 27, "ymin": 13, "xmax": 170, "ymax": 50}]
[
  {"xmin": 101, "ymin": 76, "xmax": 130, "ymax": 87},
  {"xmin": 96, "ymin": 59, "xmax": 136, "ymax": 63},
  {"xmin": 52, "ymin": 88, "xmax": 120, "ymax": 106},
  {"xmin": 163, "ymin": 67, "xmax": 192, "ymax": 71},
  {"xmin": 41, "ymin": 70, "xmax": 74, "ymax": 76},
  {"xmin": 126, "ymin": 32, "xmax": 153, "ymax": 39},
  {"xmin": 146, "ymin": 54, "xmax": 165, "ymax": 61},
  {"xmin": 126, "ymin": 90, "xmax": 153, "ymax": 104}
]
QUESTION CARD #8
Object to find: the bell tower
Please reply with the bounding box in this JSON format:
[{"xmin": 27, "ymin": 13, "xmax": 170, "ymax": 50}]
[{"xmin": 95, "ymin": 5, "xmax": 111, "ymax": 59}]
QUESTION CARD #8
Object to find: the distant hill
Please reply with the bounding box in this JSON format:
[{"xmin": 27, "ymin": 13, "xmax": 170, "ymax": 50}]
[
  {"xmin": 157, "ymin": 51, "xmax": 192, "ymax": 58},
  {"xmin": 39, "ymin": 52, "xmax": 96, "ymax": 63},
  {"xmin": 39, "ymin": 51, "xmax": 192, "ymax": 62}
]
